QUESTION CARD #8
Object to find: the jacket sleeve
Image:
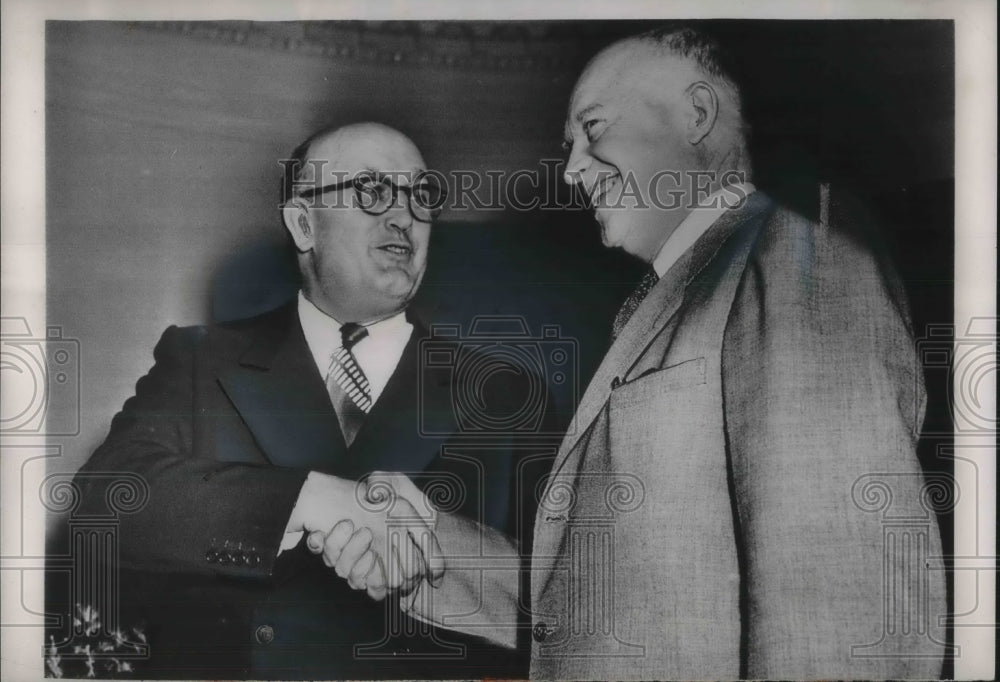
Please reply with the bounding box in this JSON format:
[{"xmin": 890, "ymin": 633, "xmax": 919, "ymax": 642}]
[
  {"xmin": 74, "ymin": 325, "xmax": 308, "ymax": 579},
  {"xmin": 721, "ymin": 199, "xmax": 947, "ymax": 679},
  {"xmin": 404, "ymin": 509, "xmax": 521, "ymax": 650}
]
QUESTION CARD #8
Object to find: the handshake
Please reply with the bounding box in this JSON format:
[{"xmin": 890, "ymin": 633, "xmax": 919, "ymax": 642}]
[{"xmin": 286, "ymin": 471, "xmax": 445, "ymax": 603}]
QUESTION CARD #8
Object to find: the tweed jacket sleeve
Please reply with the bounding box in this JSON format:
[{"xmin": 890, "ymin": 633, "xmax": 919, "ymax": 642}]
[{"xmin": 721, "ymin": 198, "xmax": 946, "ymax": 679}]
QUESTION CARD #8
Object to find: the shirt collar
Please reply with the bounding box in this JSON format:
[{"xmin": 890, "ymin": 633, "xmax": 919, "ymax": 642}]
[
  {"xmin": 652, "ymin": 182, "xmax": 756, "ymax": 278},
  {"xmin": 297, "ymin": 291, "xmax": 408, "ymax": 371}
]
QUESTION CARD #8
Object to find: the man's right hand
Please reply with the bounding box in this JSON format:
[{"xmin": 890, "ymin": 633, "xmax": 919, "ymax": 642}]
[
  {"xmin": 290, "ymin": 471, "xmax": 443, "ymax": 596},
  {"xmin": 303, "ymin": 472, "xmax": 444, "ymax": 600}
]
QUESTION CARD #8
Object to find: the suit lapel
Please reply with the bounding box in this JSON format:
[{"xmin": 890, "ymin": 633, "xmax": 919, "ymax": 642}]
[
  {"xmin": 544, "ymin": 192, "xmax": 775, "ymax": 488},
  {"xmin": 218, "ymin": 303, "xmax": 349, "ymax": 473},
  {"xmin": 533, "ymin": 193, "xmax": 773, "ymax": 598}
]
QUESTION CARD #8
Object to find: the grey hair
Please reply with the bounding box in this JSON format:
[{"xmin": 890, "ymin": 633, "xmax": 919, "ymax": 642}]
[
  {"xmin": 632, "ymin": 26, "xmax": 752, "ymax": 176},
  {"xmin": 633, "ymin": 26, "xmax": 747, "ymax": 131}
]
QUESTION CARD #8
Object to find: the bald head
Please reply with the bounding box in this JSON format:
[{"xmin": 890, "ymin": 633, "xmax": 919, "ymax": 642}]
[
  {"xmin": 562, "ymin": 27, "xmax": 751, "ymax": 262},
  {"xmin": 281, "ymin": 122, "xmax": 431, "ymax": 323},
  {"xmin": 569, "ymin": 30, "xmax": 746, "ymax": 158},
  {"xmin": 284, "ymin": 123, "xmax": 426, "ymax": 203}
]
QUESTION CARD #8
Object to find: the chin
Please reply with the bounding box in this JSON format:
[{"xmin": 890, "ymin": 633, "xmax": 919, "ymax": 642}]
[
  {"xmin": 599, "ymin": 215, "xmax": 630, "ymax": 250},
  {"xmin": 374, "ymin": 279, "xmax": 418, "ymax": 306}
]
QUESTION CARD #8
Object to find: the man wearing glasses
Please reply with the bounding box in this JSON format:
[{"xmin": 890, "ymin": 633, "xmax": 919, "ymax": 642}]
[{"xmin": 71, "ymin": 122, "xmax": 534, "ymax": 679}]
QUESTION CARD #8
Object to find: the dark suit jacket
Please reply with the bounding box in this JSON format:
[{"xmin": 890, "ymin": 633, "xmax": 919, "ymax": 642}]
[{"xmin": 72, "ymin": 301, "xmax": 556, "ymax": 679}]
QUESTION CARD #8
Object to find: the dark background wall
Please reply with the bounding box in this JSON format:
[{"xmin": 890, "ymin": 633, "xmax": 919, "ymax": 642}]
[{"xmin": 46, "ymin": 18, "xmax": 954, "ymax": 492}]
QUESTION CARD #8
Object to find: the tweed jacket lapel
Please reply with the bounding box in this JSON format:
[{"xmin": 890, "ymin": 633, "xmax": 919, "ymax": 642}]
[
  {"xmin": 532, "ymin": 193, "xmax": 774, "ymax": 590},
  {"xmin": 549, "ymin": 194, "xmax": 771, "ymax": 478}
]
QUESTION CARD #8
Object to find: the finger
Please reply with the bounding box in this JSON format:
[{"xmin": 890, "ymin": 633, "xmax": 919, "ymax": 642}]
[
  {"xmin": 391, "ymin": 497, "xmax": 442, "ymax": 585},
  {"xmin": 367, "ymin": 582, "xmax": 388, "ymax": 601},
  {"xmin": 393, "ymin": 523, "xmax": 424, "ymax": 585},
  {"xmin": 399, "ymin": 582, "xmax": 420, "ymax": 613},
  {"xmin": 365, "ymin": 551, "xmax": 384, "ymax": 582},
  {"xmin": 306, "ymin": 531, "xmax": 325, "ymax": 554},
  {"xmin": 384, "ymin": 535, "xmax": 405, "ymax": 590},
  {"xmin": 335, "ymin": 527, "xmax": 373, "ymax": 579},
  {"xmin": 397, "ymin": 574, "xmax": 420, "ymax": 597},
  {"xmin": 408, "ymin": 521, "xmax": 445, "ymax": 586},
  {"xmin": 382, "ymin": 496, "xmax": 424, "ymax": 581},
  {"xmin": 321, "ymin": 519, "xmax": 355, "ymax": 568},
  {"xmin": 366, "ymin": 555, "xmax": 388, "ymax": 601},
  {"xmin": 347, "ymin": 548, "xmax": 376, "ymax": 590}
]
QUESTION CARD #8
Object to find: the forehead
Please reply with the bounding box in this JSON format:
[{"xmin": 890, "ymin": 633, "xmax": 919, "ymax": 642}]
[
  {"xmin": 569, "ymin": 46, "xmax": 634, "ymax": 113},
  {"xmin": 565, "ymin": 42, "xmax": 688, "ymax": 126},
  {"xmin": 308, "ymin": 128, "xmax": 426, "ymax": 179}
]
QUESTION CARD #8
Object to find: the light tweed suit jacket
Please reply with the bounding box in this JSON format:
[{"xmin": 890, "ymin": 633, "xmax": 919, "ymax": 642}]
[{"xmin": 414, "ymin": 188, "xmax": 947, "ymax": 680}]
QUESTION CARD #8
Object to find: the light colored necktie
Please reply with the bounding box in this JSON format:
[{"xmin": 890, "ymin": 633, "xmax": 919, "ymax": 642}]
[
  {"xmin": 611, "ymin": 267, "xmax": 660, "ymax": 341},
  {"xmin": 326, "ymin": 322, "xmax": 372, "ymax": 446}
]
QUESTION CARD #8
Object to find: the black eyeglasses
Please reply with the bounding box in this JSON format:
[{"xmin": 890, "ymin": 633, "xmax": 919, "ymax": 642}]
[{"xmin": 296, "ymin": 171, "xmax": 447, "ymax": 223}]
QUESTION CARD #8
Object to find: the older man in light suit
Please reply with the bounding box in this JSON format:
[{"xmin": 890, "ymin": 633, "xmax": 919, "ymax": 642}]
[{"xmin": 325, "ymin": 27, "xmax": 947, "ymax": 680}]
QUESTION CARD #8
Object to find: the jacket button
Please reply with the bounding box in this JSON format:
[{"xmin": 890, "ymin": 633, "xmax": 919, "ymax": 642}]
[
  {"xmin": 610, "ymin": 376, "xmax": 622, "ymax": 389},
  {"xmin": 254, "ymin": 624, "xmax": 274, "ymax": 645},
  {"xmin": 532, "ymin": 622, "xmax": 550, "ymax": 642}
]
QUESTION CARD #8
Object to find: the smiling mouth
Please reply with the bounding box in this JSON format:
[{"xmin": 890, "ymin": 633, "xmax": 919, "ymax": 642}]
[
  {"xmin": 377, "ymin": 243, "xmax": 413, "ymax": 257},
  {"xmin": 590, "ymin": 175, "xmax": 620, "ymax": 207}
]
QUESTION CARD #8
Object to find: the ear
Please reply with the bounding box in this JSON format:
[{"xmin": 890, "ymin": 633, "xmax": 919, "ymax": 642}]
[
  {"xmin": 683, "ymin": 81, "xmax": 719, "ymax": 145},
  {"xmin": 282, "ymin": 199, "xmax": 314, "ymax": 253}
]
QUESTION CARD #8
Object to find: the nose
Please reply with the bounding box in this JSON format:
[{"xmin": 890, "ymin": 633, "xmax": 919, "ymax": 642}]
[
  {"xmin": 385, "ymin": 189, "xmax": 413, "ymax": 232},
  {"xmin": 563, "ymin": 139, "xmax": 592, "ymax": 186}
]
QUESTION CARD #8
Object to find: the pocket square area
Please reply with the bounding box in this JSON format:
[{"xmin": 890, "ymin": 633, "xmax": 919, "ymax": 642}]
[{"xmin": 615, "ymin": 357, "xmax": 707, "ymax": 398}]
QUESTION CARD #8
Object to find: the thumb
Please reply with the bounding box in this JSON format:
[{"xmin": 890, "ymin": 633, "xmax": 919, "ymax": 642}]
[{"xmin": 367, "ymin": 471, "xmax": 436, "ymax": 522}]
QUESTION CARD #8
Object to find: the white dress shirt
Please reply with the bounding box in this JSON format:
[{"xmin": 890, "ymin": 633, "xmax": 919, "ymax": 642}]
[
  {"xmin": 652, "ymin": 182, "xmax": 756, "ymax": 278},
  {"xmin": 297, "ymin": 291, "xmax": 413, "ymax": 406},
  {"xmin": 281, "ymin": 291, "xmax": 414, "ymax": 553}
]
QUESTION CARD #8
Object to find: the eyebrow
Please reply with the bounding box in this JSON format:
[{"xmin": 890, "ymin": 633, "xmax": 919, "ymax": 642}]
[
  {"xmin": 573, "ymin": 102, "xmax": 604, "ymax": 125},
  {"xmin": 353, "ymin": 168, "xmax": 419, "ymax": 180},
  {"xmin": 563, "ymin": 102, "xmax": 605, "ymax": 148}
]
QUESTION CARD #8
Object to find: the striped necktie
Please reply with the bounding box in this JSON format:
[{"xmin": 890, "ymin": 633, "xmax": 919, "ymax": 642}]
[
  {"xmin": 326, "ymin": 322, "xmax": 372, "ymax": 446},
  {"xmin": 611, "ymin": 267, "xmax": 660, "ymax": 341}
]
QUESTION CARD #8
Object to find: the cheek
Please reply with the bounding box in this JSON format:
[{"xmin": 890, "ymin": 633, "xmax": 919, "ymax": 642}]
[
  {"xmin": 314, "ymin": 227, "xmax": 365, "ymax": 277},
  {"xmin": 413, "ymin": 225, "xmax": 431, "ymax": 254}
]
